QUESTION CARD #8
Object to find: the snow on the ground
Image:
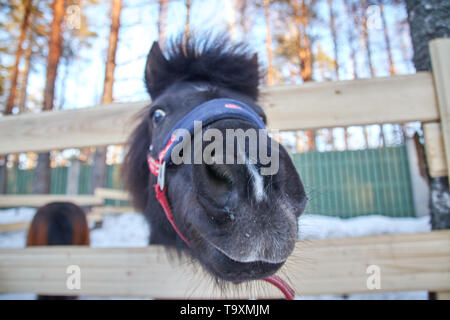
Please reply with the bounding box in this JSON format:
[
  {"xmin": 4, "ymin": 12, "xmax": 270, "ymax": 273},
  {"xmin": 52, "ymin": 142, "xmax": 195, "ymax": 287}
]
[
  {"xmin": 0, "ymin": 208, "xmax": 432, "ymax": 300},
  {"xmin": 0, "ymin": 207, "xmax": 36, "ymax": 224},
  {"xmin": 298, "ymin": 214, "xmax": 431, "ymax": 240},
  {"xmin": 89, "ymin": 212, "xmax": 149, "ymax": 247}
]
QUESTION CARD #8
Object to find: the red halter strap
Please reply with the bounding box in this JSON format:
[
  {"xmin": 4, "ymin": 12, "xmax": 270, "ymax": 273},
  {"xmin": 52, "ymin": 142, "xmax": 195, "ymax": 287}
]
[
  {"xmin": 146, "ymin": 126, "xmax": 294, "ymax": 300},
  {"xmin": 147, "ymin": 136, "xmax": 191, "ymax": 246}
]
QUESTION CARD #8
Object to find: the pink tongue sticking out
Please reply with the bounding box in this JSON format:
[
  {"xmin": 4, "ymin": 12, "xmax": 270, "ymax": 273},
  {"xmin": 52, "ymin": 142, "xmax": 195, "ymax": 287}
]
[{"xmin": 263, "ymin": 275, "xmax": 295, "ymax": 300}]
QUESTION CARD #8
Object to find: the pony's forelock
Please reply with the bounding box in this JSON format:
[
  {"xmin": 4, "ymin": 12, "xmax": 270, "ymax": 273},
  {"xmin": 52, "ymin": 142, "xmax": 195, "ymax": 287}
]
[{"xmin": 145, "ymin": 33, "xmax": 261, "ymax": 100}]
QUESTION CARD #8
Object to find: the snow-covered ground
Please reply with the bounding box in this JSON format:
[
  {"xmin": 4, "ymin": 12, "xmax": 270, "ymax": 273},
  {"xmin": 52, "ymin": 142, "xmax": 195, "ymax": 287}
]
[{"xmin": 0, "ymin": 208, "xmax": 431, "ymax": 300}]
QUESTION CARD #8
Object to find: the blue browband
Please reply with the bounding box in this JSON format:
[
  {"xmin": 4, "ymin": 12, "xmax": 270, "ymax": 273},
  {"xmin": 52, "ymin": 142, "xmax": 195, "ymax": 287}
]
[{"xmin": 150, "ymin": 98, "xmax": 266, "ymax": 165}]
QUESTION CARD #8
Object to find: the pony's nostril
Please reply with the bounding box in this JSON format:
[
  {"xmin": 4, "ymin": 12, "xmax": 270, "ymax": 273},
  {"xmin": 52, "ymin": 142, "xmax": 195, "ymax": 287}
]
[{"xmin": 194, "ymin": 163, "xmax": 237, "ymax": 221}]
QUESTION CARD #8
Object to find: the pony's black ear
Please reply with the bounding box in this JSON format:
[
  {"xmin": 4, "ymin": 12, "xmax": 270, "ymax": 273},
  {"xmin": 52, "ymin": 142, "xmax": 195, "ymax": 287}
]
[{"xmin": 144, "ymin": 42, "xmax": 170, "ymax": 99}]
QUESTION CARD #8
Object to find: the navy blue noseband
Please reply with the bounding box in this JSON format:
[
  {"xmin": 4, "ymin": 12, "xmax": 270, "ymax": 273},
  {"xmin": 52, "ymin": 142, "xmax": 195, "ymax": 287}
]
[{"xmin": 149, "ymin": 98, "xmax": 266, "ymax": 166}]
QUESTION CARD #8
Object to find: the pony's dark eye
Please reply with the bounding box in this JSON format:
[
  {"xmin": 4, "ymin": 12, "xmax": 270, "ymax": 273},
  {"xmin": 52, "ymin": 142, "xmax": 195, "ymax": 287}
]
[{"xmin": 152, "ymin": 109, "xmax": 166, "ymax": 125}]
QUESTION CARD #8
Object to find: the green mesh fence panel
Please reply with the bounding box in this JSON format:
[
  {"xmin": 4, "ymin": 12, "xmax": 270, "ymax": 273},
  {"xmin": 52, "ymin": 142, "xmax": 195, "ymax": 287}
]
[
  {"xmin": 292, "ymin": 146, "xmax": 415, "ymax": 218},
  {"xmin": 7, "ymin": 146, "xmax": 415, "ymax": 217}
]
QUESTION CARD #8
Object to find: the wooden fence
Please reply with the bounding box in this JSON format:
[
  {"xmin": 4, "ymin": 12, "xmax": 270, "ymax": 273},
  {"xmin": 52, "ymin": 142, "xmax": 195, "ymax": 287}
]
[{"xmin": 0, "ymin": 39, "xmax": 449, "ymax": 299}]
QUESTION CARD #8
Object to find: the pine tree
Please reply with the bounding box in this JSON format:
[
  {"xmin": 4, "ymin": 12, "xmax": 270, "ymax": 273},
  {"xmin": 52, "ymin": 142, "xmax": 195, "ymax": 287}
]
[
  {"xmin": 379, "ymin": 0, "xmax": 396, "ymax": 75},
  {"xmin": 157, "ymin": 0, "xmax": 169, "ymax": 50},
  {"xmin": 90, "ymin": 0, "xmax": 122, "ymax": 194},
  {"xmin": 327, "ymin": 0, "xmax": 339, "ymax": 80},
  {"xmin": 293, "ymin": 0, "xmax": 313, "ymax": 82},
  {"xmin": 185, "ymin": 0, "xmax": 191, "ymax": 41},
  {"xmin": 360, "ymin": 0, "xmax": 375, "ymax": 77},
  {"xmin": 33, "ymin": 0, "xmax": 65, "ymax": 194},
  {"xmin": 263, "ymin": 0, "xmax": 274, "ymax": 86},
  {"xmin": 5, "ymin": 0, "xmax": 33, "ymax": 115}
]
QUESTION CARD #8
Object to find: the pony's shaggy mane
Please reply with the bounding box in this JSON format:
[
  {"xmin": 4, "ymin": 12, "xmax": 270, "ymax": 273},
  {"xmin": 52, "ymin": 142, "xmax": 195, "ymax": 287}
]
[{"xmin": 145, "ymin": 34, "xmax": 261, "ymax": 100}]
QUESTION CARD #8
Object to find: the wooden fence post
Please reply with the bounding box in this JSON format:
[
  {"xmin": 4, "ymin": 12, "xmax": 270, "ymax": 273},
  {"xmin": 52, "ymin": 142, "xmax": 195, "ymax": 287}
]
[
  {"xmin": 423, "ymin": 122, "xmax": 447, "ymax": 178},
  {"xmin": 66, "ymin": 158, "xmax": 81, "ymax": 195},
  {"xmin": 427, "ymin": 39, "xmax": 450, "ymax": 230},
  {"xmin": 429, "ymin": 39, "xmax": 450, "ymax": 177}
]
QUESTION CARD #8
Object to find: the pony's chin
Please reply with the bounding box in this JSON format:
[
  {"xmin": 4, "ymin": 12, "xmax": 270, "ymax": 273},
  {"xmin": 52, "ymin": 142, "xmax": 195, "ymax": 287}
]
[{"xmin": 196, "ymin": 237, "xmax": 286, "ymax": 282}]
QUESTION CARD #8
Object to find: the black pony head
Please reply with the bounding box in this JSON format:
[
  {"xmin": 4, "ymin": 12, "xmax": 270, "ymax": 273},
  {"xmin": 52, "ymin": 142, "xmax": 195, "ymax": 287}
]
[{"xmin": 124, "ymin": 34, "xmax": 307, "ymax": 283}]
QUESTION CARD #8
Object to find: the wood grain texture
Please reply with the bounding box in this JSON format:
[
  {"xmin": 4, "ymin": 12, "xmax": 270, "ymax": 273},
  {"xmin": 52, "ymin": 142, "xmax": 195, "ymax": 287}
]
[
  {"xmin": 261, "ymin": 72, "xmax": 439, "ymax": 130},
  {"xmin": 424, "ymin": 122, "xmax": 448, "ymax": 177},
  {"xmin": 0, "ymin": 101, "xmax": 147, "ymax": 155},
  {"xmin": 430, "ymin": 39, "xmax": 450, "ymax": 177},
  {"xmin": 0, "ymin": 73, "xmax": 439, "ymax": 155},
  {"xmin": 0, "ymin": 221, "xmax": 30, "ymax": 233},
  {"xmin": 94, "ymin": 188, "xmax": 129, "ymax": 201},
  {"xmin": 90, "ymin": 206, "xmax": 135, "ymax": 215},
  {"xmin": 436, "ymin": 291, "xmax": 450, "ymax": 300},
  {"xmin": 0, "ymin": 194, "xmax": 104, "ymax": 208},
  {"xmin": 0, "ymin": 230, "xmax": 448, "ymax": 298}
]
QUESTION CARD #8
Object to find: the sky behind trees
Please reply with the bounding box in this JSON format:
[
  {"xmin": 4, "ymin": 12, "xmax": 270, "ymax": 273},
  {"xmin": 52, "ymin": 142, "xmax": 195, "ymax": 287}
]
[
  {"xmin": 0, "ymin": 0, "xmax": 417, "ymax": 170},
  {"xmin": 1, "ymin": 0, "xmax": 415, "ymax": 111}
]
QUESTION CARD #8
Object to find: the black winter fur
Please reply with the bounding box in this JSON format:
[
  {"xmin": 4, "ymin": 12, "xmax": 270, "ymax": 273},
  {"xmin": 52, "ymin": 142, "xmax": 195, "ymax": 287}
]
[{"xmin": 144, "ymin": 34, "xmax": 260, "ymax": 100}]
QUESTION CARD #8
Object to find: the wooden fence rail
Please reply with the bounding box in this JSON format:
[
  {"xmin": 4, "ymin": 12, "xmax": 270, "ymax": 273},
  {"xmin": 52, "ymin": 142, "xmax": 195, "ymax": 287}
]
[
  {"xmin": 0, "ymin": 194, "xmax": 104, "ymax": 208},
  {"xmin": 0, "ymin": 231, "xmax": 448, "ymax": 298},
  {"xmin": 0, "ymin": 188, "xmax": 131, "ymax": 232},
  {"xmin": 0, "ymin": 72, "xmax": 439, "ymax": 154}
]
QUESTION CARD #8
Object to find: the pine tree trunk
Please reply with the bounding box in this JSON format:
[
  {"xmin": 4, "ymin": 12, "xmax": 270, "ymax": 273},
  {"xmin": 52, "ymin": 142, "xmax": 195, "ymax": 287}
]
[
  {"xmin": 299, "ymin": 0, "xmax": 312, "ymax": 82},
  {"xmin": 379, "ymin": 124, "xmax": 385, "ymax": 147},
  {"xmin": 405, "ymin": 0, "xmax": 450, "ymax": 230},
  {"xmin": 5, "ymin": 0, "xmax": 33, "ymax": 115},
  {"xmin": 157, "ymin": 0, "xmax": 169, "ymax": 50},
  {"xmin": 360, "ymin": 0, "xmax": 375, "ymax": 77},
  {"xmin": 342, "ymin": 0, "xmax": 356, "ymax": 147},
  {"xmin": 33, "ymin": 0, "xmax": 65, "ymax": 194},
  {"xmin": 328, "ymin": 129, "xmax": 335, "ymax": 150},
  {"xmin": 34, "ymin": 152, "xmax": 51, "ymax": 194},
  {"xmin": 296, "ymin": 132, "xmax": 303, "ymax": 153},
  {"xmin": 327, "ymin": 0, "xmax": 339, "ymax": 80},
  {"xmin": 42, "ymin": 0, "xmax": 64, "ymax": 112},
  {"xmin": 18, "ymin": 34, "xmax": 33, "ymax": 113},
  {"xmin": 344, "ymin": 126, "xmax": 350, "ymax": 150},
  {"xmin": 405, "ymin": 0, "xmax": 450, "ymax": 71},
  {"xmin": 0, "ymin": 156, "xmax": 7, "ymax": 194},
  {"xmin": 293, "ymin": 0, "xmax": 313, "ymax": 82},
  {"xmin": 306, "ymin": 130, "xmax": 316, "ymax": 152},
  {"xmin": 185, "ymin": 0, "xmax": 191, "ymax": 41},
  {"xmin": 326, "ymin": 0, "xmax": 338, "ymax": 148},
  {"xmin": 226, "ymin": 0, "xmax": 237, "ymax": 40},
  {"xmin": 238, "ymin": 0, "xmax": 248, "ymax": 39},
  {"xmin": 18, "ymin": 4, "xmax": 37, "ymax": 113},
  {"xmin": 263, "ymin": 0, "xmax": 274, "ymax": 86},
  {"xmin": 90, "ymin": 0, "xmax": 122, "ymax": 194},
  {"xmin": 343, "ymin": 0, "xmax": 359, "ymax": 79},
  {"xmin": 101, "ymin": 0, "xmax": 121, "ymax": 105},
  {"xmin": 293, "ymin": 0, "xmax": 314, "ymax": 147},
  {"xmin": 379, "ymin": 1, "xmax": 396, "ymax": 75},
  {"xmin": 363, "ymin": 126, "xmax": 369, "ymax": 148}
]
